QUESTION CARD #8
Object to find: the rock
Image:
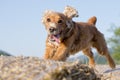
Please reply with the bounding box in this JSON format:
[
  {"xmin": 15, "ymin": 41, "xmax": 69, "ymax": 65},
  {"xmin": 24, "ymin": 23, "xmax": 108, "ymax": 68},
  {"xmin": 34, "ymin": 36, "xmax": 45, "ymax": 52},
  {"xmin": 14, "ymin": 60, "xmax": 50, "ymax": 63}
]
[{"xmin": 0, "ymin": 56, "xmax": 100, "ymax": 80}]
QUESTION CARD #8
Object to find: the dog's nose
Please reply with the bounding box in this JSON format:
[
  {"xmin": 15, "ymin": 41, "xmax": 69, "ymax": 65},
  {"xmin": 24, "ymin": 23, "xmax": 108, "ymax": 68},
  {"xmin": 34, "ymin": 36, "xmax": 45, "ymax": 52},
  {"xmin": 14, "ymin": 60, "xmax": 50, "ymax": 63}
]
[{"xmin": 49, "ymin": 27, "xmax": 55, "ymax": 33}]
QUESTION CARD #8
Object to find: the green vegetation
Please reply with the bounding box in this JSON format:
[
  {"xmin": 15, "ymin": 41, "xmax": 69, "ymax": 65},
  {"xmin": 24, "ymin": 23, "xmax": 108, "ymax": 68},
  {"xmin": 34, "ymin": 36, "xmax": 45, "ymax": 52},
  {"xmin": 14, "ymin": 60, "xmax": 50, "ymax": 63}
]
[
  {"xmin": 108, "ymin": 25, "xmax": 120, "ymax": 64},
  {"xmin": 0, "ymin": 50, "xmax": 11, "ymax": 56}
]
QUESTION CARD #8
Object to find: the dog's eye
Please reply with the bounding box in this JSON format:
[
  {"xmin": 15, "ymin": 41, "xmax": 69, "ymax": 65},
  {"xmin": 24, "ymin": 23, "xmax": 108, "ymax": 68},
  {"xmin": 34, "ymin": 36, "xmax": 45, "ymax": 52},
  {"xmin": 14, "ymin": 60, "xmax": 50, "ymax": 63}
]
[
  {"xmin": 58, "ymin": 20, "xmax": 63, "ymax": 24},
  {"xmin": 47, "ymin": 18, "xmax": 51, "ymax": 22}
]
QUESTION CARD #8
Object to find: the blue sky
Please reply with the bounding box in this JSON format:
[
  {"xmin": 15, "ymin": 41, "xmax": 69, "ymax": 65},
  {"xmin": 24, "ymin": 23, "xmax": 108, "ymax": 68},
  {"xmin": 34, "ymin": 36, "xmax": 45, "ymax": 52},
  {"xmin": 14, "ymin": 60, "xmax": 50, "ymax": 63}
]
[{"xmin": 0, "ymin": 0, "xmax": 120, "ymax": 57}]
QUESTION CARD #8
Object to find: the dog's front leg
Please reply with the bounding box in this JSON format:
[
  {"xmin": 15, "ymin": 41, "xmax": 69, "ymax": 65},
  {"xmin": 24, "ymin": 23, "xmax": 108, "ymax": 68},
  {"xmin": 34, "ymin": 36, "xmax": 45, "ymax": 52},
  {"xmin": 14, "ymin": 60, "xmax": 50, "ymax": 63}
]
[
  {"xmin": 44, "ymin": 45, "xmax": 57, "ymax": 59},
  {"xmin": 52, "ymin": 43, "xmax": 69, "ymax": 61}
]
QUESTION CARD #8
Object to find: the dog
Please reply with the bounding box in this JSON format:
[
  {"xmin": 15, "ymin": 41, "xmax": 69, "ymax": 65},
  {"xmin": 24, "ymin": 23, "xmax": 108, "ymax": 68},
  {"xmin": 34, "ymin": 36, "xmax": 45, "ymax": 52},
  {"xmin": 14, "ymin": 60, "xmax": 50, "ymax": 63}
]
[{"xmin": 42, "ymin": 6, "xmax": 116, "ymax": 68}]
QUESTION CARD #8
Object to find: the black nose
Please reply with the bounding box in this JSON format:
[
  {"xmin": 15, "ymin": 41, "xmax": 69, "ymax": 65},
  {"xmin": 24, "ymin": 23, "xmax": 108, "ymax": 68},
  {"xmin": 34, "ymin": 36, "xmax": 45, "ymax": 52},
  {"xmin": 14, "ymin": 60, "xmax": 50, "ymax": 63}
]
[{"xmin": 49, "ymin": 27, "xmax": 55, "ymax": 33}]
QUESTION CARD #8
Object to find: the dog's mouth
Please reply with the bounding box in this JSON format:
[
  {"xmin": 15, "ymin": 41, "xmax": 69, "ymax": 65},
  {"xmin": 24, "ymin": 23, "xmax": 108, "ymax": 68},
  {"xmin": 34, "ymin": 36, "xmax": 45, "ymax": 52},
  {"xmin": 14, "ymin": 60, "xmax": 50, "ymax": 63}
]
[{"xmin": 49, "ymin": 32, "xmax": 61, "ymax": 44}]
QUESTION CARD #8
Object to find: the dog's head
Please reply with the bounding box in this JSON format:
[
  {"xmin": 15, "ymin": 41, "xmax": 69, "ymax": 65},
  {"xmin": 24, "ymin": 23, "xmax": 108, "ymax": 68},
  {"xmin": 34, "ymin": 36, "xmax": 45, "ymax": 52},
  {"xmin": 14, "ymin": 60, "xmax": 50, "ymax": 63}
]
[{"xmin": 42, "ymin": 6, "xmax": 78, "ymax": 43}]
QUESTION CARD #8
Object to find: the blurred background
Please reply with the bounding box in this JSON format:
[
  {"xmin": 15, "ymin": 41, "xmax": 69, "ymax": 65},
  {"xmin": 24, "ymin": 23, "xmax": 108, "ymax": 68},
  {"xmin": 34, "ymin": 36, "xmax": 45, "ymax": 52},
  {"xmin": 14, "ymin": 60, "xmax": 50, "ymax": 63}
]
[{"xmin": 0, "ymin": 0, "xmax": 120, "ymax": 64}]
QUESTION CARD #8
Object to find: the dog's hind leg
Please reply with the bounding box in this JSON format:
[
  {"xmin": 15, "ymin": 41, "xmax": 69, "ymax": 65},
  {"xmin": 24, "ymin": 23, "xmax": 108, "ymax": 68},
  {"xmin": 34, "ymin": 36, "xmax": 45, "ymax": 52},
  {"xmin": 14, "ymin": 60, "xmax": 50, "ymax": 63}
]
[
  {"xmin": 82, "ymin": 48, "xmax": 95, "ymax": 68},
  {"xmin": 92, "ymin": 33, "xmax": 116, "ymax": 68}
]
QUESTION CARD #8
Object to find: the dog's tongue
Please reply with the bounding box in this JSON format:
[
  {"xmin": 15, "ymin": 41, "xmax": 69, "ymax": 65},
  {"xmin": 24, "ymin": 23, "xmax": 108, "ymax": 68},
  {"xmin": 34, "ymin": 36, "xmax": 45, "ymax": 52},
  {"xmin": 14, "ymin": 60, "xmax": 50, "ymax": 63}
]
[{"xmin": 51, "ymin": 34, "xmax": 60, "ymax": 43}]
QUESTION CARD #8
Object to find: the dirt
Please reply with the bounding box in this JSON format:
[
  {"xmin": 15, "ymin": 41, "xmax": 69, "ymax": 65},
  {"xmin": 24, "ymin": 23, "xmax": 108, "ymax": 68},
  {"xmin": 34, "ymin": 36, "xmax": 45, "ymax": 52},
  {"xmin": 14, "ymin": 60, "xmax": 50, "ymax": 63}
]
[{"xmin": 0, "ymin": 56, "xmax": 120, "ymax": 80}]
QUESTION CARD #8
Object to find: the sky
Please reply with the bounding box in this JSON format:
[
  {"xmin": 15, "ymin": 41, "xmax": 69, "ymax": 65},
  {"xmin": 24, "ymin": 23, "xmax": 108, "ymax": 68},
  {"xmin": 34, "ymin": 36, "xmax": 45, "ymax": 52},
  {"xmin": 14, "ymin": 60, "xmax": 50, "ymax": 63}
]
[{"xmin": 0, "ymin": 0, "xmax": 120, "ymax": 57}]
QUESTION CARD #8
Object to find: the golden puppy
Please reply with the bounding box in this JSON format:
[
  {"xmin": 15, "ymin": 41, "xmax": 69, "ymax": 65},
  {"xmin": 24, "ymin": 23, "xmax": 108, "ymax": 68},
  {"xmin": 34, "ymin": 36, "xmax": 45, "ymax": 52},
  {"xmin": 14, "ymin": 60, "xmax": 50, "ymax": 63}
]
[{"xmin": 42, "ymin": 6, "xmax": 115, "ymax": 68}]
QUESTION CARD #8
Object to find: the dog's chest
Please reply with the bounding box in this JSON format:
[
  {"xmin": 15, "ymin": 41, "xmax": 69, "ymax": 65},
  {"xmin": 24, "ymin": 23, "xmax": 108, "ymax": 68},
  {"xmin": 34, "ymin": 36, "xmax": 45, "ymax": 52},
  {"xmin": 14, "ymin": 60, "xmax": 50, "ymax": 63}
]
[{"xmin": 48, "ymin": 41, "xmax": 59, "ymax": 48}]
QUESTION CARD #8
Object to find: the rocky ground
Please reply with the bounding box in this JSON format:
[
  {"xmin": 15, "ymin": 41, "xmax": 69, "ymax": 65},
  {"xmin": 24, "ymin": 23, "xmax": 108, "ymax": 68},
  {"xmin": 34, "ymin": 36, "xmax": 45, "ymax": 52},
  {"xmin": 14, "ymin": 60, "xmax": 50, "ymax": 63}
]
[
  {"xmin": 0, "ymin": 56, "xmax": 120, "ymax": 80},
  {"xmin": 96, "ymin": 65, "xmax": 120, "ymax": 80}
]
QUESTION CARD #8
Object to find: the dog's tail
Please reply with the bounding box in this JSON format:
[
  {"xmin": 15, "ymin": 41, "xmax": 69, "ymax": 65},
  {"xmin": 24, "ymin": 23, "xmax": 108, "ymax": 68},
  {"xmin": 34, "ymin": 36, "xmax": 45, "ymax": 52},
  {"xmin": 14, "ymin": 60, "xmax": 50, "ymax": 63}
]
[{"xmin": 88, "ymin": 16, "xmax": 97, "ymax": 25}]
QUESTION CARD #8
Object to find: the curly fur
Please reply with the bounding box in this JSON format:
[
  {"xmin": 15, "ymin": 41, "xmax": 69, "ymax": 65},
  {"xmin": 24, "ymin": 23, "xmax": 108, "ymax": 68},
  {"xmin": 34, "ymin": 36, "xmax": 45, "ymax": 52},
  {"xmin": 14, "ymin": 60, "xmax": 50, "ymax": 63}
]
[{"xmin": 42, "ymin": 6, "xmax": 116, "ymax": 68}]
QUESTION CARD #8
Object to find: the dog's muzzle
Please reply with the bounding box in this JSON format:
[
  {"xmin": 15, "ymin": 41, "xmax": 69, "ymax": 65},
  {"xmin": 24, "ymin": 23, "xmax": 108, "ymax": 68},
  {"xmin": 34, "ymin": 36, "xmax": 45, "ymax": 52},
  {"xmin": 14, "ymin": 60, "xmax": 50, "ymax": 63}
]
[
  {"xmin": 49, "ymin": 27, "xmax": 56, "ymax": 33},
  {"xmin": 48, "ymin": 27, "xmax": 61, "ymax": 44}
]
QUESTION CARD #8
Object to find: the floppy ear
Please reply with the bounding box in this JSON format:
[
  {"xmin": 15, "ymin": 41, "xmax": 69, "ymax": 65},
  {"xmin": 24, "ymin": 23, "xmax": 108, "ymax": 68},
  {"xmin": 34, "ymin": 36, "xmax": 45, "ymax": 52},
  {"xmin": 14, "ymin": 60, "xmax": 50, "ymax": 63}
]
[
  {"xmin": 63, "ymin": 6, "xmax": 79, "ymax": 28},
  {"xmin": 63, "ymin": 6, "xmax": 79, "ymax": 19},
  {"xmin": 63, "ymin": 6, "xmax": 78, "ymax": 28}
]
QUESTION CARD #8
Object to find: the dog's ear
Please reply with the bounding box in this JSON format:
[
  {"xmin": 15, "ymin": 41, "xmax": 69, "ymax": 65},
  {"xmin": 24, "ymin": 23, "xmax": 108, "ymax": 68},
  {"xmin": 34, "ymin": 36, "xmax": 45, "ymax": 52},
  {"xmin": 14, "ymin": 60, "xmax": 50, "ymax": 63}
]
[
  {"xmin": 63, "ymin": 6, "xmax": 79, "ymax": 19},
  {"xmin": 63, "ymin": 6, "xmax": 78, "ymax": 28}
]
